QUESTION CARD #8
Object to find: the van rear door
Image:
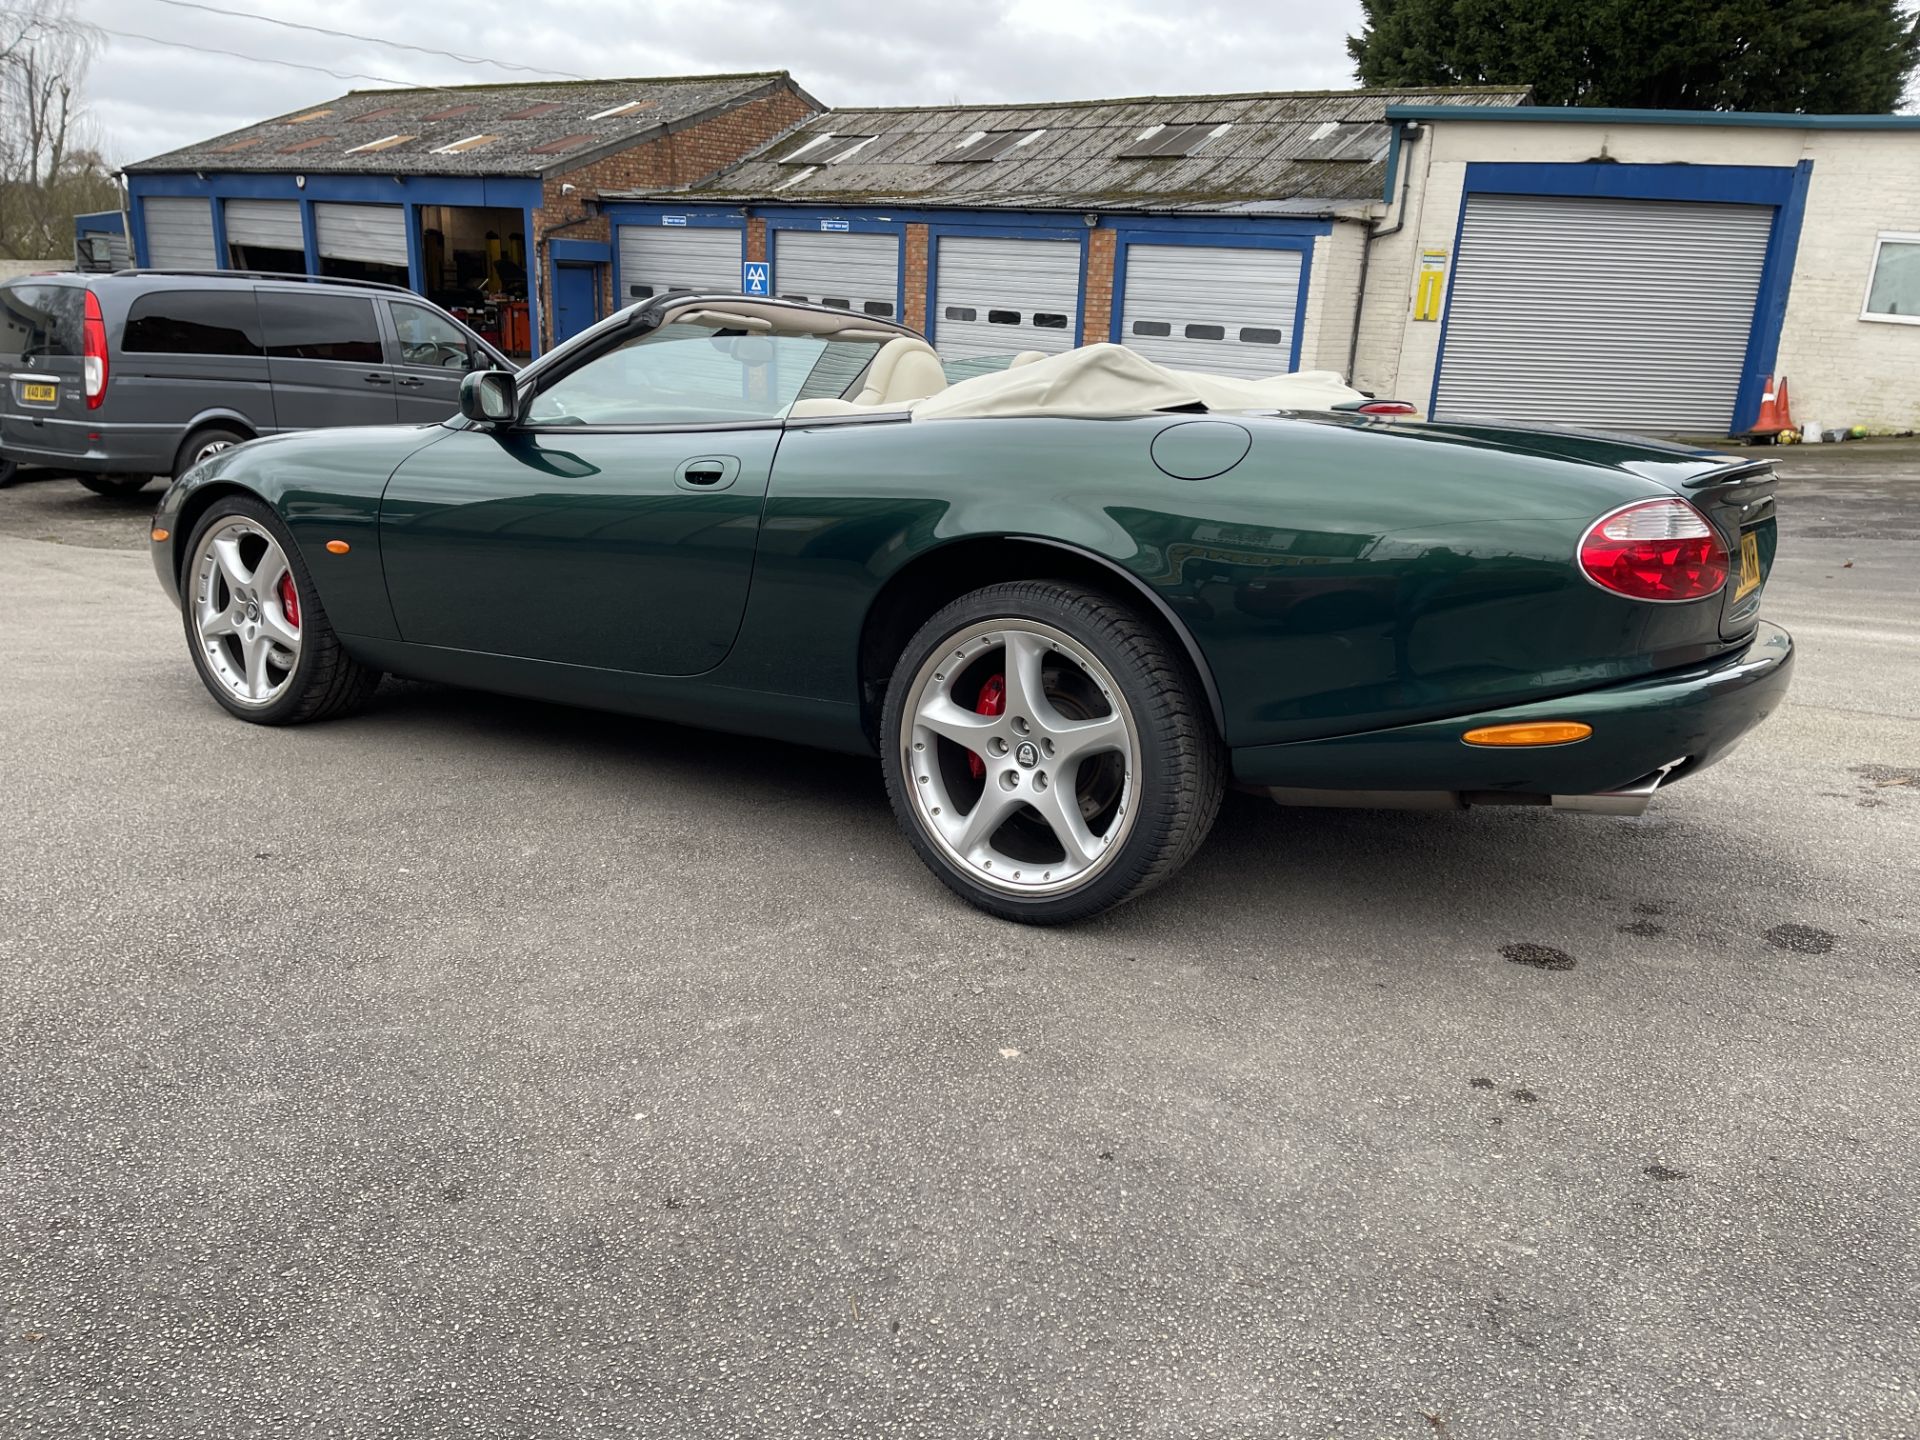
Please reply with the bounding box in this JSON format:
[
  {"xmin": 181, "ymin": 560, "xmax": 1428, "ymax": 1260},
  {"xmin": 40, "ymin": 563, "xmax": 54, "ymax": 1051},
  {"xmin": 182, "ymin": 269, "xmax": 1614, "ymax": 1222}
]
[
  {"xmin": 257, "ymin": 289, "xmax": 397, "ymax": 431},
  {"xmin": 0, "ymin": 280, "xmax": 89, "ymax": 465}
]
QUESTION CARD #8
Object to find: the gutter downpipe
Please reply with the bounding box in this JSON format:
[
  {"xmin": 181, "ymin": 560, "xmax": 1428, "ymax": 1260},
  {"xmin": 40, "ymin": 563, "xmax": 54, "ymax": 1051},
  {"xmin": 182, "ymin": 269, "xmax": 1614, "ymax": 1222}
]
[{"xmin": 1345, "ymin": 121, "xmax": 1422, "ymax": 388}]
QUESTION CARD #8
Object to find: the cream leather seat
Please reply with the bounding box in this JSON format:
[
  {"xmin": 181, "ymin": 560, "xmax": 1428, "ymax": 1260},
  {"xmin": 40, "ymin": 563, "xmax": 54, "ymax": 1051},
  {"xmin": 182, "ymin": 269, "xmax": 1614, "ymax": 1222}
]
[
  {"xmin": 1008, "ymin": 351, "xmax": 1048, "ymax": 368},
  {"xmin": 851, "ymin": 337, "xmax": 947, "ymax": 406}
]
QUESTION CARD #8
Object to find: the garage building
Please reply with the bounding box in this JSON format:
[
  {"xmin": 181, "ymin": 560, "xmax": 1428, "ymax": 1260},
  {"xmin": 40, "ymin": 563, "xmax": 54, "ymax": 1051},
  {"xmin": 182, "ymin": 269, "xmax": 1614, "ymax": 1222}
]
[
  {"xmin": 120, "ymin": 73, "xmax": 821, "ymax": 358},
  {"xmin": 600, "ymin": 87, "xmax": 1527, "ymax": 379},
  {"xmin": 1355, "ymin": 105, "xmax": 1920, "ymax": 435}
]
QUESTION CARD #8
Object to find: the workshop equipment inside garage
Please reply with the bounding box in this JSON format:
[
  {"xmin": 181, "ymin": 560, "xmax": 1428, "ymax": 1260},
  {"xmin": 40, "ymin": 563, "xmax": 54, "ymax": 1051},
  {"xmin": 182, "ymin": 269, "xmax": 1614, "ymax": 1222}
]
[{"xmin": 417, "ymin": 204, "xmax": 531, "ymax": 358}]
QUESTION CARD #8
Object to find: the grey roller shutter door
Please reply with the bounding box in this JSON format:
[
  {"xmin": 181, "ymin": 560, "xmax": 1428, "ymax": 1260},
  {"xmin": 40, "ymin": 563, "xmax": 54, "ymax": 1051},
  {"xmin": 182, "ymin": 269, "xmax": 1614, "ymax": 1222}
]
[
  {"xmin": 1434, "ymin": 194, "xmax": 1772, "ymax": 432},
  {"xmin": 313, "ymin": 203, "xmax": 407, "ymax": 266},
  {"xmin": 1119, "ymin": 244, "xmax": 1302, "ymax": 379},
  {"xmin": 224, "ymin": 199, "xmax": 304, "ymax": 251},
  {"xmin": 933, "ymin": 236, "xmax": 1081, "ymax": 362},
  {"xmin": 773, "ymin": 231, "xmax": 900, "ymax": 320},
  {"xmin": 617, "ymin": 226, "xmax": 742, "ymax": 305},
  {"xmin": 143, "ymin": 197, "xmax": 216, "ymax": 269}
]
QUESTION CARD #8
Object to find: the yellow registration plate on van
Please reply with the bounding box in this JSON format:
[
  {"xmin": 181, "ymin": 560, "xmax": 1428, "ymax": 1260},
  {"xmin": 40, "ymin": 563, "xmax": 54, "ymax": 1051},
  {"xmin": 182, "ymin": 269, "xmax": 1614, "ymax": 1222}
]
[
  {"xmin": 20, "ymin": 381, "xmax": 56, "ymax": 403},
  {"xmin": 1734, "ymin": 531, "xmax": 1762, "ymax": 600}
]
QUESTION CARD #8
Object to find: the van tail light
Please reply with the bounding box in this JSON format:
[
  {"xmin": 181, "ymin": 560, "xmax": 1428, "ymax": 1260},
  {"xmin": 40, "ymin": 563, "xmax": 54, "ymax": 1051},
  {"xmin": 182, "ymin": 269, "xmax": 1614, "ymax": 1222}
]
[
  {"xmin": 82, "ymin": 289, "xmax": 108, "ymax": 409},
  {"xmin": 1578, "ymin": 498, "xmax": 1727, "ymax": 603}
]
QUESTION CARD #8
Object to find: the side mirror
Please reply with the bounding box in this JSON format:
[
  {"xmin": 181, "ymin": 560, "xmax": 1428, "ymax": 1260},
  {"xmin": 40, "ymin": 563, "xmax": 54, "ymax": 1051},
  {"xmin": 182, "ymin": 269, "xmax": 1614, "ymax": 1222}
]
[{"xmin": 460, "ymin": 369, "xmax": 517, "ymax": 424}]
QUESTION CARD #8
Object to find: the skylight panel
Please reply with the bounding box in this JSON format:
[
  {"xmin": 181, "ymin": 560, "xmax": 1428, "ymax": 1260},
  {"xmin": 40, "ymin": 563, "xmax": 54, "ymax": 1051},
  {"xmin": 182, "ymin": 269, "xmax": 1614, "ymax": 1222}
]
[
  {"xmin": 1119, "ymin": 121, "xmax": 1230, "ymax": 159},
  {"xmin": 937, "ymin": 128, "xmax": 1045, "ymax": 163},
  {"xmin": 344, "ymin": 133, "xmax": 414, "ymax": 154},
  {"xmin": 430, "ymin": 134, "xmax": 501, "ymax": 154},
  {"xmin": 778, "ymin": 133, "xmax": 876, "ymax": 165}
]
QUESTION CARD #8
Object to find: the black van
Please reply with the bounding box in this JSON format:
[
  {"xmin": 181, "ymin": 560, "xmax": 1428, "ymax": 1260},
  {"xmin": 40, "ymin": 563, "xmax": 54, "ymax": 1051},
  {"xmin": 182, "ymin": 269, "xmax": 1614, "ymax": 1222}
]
[{"xmin": 0, "ymin": 270, "xmax": 513, "ymax": 495}]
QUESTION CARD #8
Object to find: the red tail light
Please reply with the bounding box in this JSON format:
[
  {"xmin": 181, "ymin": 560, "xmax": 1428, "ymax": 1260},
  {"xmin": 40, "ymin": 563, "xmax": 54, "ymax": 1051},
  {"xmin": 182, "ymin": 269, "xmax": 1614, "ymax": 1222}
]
[
  {"xmin": 82, "ymin": 289, "xmax": 108, "ymax": 409},
  {"xmin": 1578, "ymin": 499, "xmax": 1727, "ymax": 603},
  {"xmin": 1354, "ymin": 400, "xmax": 1417, "ymax": 416}
]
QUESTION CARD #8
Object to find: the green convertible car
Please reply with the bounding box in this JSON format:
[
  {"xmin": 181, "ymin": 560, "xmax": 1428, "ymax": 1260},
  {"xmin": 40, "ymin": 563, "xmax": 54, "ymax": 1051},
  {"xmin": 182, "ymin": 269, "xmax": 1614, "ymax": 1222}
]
[{"xmin": 150, "ymin": 294, "xmax": 1793, "ymax": 923}]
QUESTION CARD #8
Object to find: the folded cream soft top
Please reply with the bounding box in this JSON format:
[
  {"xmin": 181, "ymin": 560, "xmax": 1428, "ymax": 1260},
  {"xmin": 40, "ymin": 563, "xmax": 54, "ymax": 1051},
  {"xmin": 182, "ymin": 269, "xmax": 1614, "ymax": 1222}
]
[{"xmin": 909, "ymin": 342, "xmax": 1366, "ymax": 421}]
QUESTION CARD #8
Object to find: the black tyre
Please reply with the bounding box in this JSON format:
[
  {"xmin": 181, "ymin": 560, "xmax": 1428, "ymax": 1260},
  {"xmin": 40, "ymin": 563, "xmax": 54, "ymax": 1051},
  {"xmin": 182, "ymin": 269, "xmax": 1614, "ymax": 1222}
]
[
  {"xmin": 0, "ymin": 455, "xmax": 17, "ymax": 489},
  {"xmin": 179, "ymin": 495, "xmax": 382, "ymax": 725},
  {"xmin": 881, "ymin": 580, "xmax": 1224, "ymax": 924},
  {"xmin": 173, "ymin": 425, "xmax": 248, "ymax": 481},
  {"xmin": 78, "ymin": 473, "xmax": 155, "ymax": 497}
]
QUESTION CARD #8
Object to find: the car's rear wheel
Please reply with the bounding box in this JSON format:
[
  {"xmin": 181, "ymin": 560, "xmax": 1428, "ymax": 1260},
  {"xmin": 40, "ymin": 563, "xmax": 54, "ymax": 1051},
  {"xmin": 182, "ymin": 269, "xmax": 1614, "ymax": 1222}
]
[
  {"xmin": 179, "ymin": 496, "xmax": 382, "ymax": 726},
  {"xmin": 0, "ymin": 454, "xmax": 17, "ymax": 489},
  {"xmin": 173, "ymin": 426, "xmax": 247, "ymax": 481},
  {"xmin": 881, "ymin": 581, "xmax": 1224, "ymax": 924},
  {"xmin": 78, "ymin": 473, "xmax": 154, "ymax": 498}
]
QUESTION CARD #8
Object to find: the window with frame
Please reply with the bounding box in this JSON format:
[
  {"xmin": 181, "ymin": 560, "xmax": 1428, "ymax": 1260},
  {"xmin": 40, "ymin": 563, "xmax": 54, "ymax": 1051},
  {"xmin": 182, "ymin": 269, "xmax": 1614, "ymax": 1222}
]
[
  {"xmin": 1862, "ymin": 232, "xmax": 1920, "ymax": 323},
  {"xmin": 122, "ymin": 291, "xmax": 264, "ymax": 356},
  {"xmin": 0, "ymin": 283, "xmax": 85, "ymax": 361},
  {"xmin": 390, "ymin": 301, "xmax": 475, "ymax": 370},
  {"xmin": 258, "ymin": 291, "xmax": 383, "ymax": 363},
  {"xmin": 523, "ymin": 321, "xmax": 885, "ymax": 426}
]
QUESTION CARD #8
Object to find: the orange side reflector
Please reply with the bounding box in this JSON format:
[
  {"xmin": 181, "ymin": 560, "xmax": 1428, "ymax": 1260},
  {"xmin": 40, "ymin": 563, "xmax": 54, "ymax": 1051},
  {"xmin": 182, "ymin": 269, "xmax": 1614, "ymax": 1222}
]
[
  {"xmin": 325, "ymin": 540, "xmax": 351, "ymax": 554},
  {"xmin": 149, "ymin": 527, "xmax": 169, "ymax": 543},
  {"xmin": 1463, "ymin": 721, "xmax": 1593, "ymax": 748}
]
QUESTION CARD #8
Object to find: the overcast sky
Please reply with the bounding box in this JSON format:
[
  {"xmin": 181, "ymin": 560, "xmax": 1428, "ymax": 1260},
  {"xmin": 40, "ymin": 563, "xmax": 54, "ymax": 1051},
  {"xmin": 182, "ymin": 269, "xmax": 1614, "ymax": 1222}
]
[{"xmin": 84, "ymin": 0, "xmax": 1370, "ymax": 167}]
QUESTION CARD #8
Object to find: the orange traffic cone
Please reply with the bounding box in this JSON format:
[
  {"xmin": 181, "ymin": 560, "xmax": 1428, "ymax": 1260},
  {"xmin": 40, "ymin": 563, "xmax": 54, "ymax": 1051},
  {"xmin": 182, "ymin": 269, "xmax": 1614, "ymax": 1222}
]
[{"xmin": 1748, "ymin": 375, "xmax": 1795, "ymax": 439}]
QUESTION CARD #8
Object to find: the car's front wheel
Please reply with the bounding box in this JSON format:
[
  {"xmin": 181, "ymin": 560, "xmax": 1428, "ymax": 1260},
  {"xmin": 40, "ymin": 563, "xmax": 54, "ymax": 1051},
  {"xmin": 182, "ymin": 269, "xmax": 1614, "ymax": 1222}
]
[
  {"xmin": 881, "ymin": 581, "xmax": 1224, "ymax": 924},
  {"xmin": 179, "ymin": 496, "xmax": 382, "ymax": 725}
]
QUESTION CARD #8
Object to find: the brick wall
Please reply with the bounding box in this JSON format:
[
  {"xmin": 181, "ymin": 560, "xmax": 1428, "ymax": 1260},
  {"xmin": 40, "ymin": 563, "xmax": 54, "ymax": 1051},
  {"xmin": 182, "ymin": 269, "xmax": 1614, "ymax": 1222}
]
[
  {"xmin": 1081, "ymin": 227, "xmax": 1117, "ymax": 341},
  {"xmin": 745, "ymin": 217, "xmax": 767, "ymax": 264},
  {"xmin": 530, "ymin": 84, "xmax": 817, "ymax": 347},
  {"xmin": 903, "ymin": 223, "xmax": 930, "ymax": 334}
]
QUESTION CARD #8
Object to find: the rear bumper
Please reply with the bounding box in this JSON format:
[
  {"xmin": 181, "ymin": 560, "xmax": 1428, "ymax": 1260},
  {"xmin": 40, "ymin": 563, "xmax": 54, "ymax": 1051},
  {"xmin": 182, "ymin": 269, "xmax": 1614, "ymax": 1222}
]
[
  {"xmin": 1, "ymin": 418, "xmax": 178, "ymax": 474},
  {"xmin": 1230, "ymin": 621, "xmax": 1794, "ymax": 798}
]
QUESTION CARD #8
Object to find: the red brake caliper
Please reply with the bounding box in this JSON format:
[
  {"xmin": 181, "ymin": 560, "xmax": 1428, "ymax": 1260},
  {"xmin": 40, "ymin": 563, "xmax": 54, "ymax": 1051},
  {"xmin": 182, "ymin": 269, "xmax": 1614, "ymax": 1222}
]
[
  {"xmin": 967, "ymin": 673, "xmax": 1005, "ymax": 779},
  {"xmin": 277, "ymin": 572, "xmax": 300, "ymax": 630}
]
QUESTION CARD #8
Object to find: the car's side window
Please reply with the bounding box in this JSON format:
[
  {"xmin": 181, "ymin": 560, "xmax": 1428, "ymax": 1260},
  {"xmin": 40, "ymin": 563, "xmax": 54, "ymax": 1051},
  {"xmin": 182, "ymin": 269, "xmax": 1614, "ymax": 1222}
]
[
  {"xmin": 121, "ymin": 291, "xmax": 264, "ymax": 357},
  {"xmin": 390, "ymin": 301, "xmax": 475, "ymax": 371},
  {"xmin": 524, "ymin": 322, "xmax": 882, "ymax": 427},
  {"xmin": 257, "ymin": 292, "xmax": 383, "ymax": 364}
]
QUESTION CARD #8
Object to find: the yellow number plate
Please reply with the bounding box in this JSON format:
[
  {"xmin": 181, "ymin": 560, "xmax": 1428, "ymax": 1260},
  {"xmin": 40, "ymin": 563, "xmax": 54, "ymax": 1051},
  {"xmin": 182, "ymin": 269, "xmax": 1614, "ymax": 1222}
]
[
  {"xmin": 1734, "ymin": 531, "xmax": 1762, "ymax": 600},
  {"xmin": 20, "ymin": 381, "xmax": 56, "ymax": 403}
]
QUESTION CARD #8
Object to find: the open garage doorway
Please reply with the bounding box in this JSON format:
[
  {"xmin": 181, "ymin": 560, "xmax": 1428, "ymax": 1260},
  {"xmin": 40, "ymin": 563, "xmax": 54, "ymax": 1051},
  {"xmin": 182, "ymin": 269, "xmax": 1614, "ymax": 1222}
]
[{"xmin": 417, "ymin": 204, "xmax": 531, "ymax": 360}]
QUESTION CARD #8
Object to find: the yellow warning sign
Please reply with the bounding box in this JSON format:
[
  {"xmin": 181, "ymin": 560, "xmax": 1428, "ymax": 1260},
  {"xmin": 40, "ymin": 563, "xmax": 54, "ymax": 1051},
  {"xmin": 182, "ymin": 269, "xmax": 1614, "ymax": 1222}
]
[{"xmin": 1414, "ymin": 249, "xmax": 1447, "ymax": 322}]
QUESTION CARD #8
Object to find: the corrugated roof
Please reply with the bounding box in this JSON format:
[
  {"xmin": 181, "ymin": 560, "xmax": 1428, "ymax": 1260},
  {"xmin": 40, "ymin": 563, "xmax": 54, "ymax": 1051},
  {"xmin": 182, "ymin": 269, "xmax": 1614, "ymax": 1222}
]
[
  {"xmin": 614, "ymin": 87, "xmax": 1531, "ymax": 214},
  {"xmin": 126, "ymin": 73, "xmax": 818, "ymax": 178}
]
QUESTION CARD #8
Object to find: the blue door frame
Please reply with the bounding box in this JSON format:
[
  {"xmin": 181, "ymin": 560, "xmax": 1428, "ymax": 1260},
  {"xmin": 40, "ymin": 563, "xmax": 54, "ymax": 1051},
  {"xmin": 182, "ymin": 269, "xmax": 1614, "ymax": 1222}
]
[
  {"xmin": 1431, "ymin": 161, "xmax": 1814, "ymax": 433},
  {"xmin": 1103, "ymin": 216, "xmax": 1328, "ymax": 374},
  {"xmin": 126, "ymin": 170, "xmax": 547, "ymax": 357}
]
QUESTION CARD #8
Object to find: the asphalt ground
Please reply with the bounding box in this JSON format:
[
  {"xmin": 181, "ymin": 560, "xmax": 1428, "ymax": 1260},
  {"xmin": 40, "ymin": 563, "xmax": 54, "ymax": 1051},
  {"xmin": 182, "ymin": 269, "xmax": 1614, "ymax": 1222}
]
[{"xmin": 2, "ymin": 444, "xmax": 1917, "ymax": 1438}]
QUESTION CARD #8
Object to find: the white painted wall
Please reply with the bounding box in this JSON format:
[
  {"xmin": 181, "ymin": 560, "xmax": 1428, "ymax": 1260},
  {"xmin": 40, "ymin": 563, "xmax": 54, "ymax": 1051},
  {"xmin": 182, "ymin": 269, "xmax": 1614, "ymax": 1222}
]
[{"xmin": 1349, "ymin": 119, "xmax": 1920, "ymax": 432}]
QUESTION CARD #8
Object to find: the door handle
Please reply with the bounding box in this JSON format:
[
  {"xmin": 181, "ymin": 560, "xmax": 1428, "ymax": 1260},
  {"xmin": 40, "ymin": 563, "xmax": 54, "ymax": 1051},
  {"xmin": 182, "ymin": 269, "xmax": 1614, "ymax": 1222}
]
[
  {"xmin": 363, "ymin": 373, "xmax": 391, "ymax": 385},
  {"xmin": 397, "ymin": 377, "xmax": 425, "ymax": 388},
  {"xmin": 675, "ymin": 455, "xmax": 741, "ymax": 492}
]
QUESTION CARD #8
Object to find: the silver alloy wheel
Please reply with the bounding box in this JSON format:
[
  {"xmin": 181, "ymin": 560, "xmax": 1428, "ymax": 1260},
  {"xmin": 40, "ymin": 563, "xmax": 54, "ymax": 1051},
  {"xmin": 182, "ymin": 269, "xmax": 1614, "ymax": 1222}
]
[
  {"xmin": 902, "ymin": 619, "xmax": 1141, "ymax": 897},
  {"xmin": 189, "ymin": 518, "xmax": 301, "ymax": 708},
  {"xmin": 193, "ymin": 438, "xmax": 235, "ymax": 465}
]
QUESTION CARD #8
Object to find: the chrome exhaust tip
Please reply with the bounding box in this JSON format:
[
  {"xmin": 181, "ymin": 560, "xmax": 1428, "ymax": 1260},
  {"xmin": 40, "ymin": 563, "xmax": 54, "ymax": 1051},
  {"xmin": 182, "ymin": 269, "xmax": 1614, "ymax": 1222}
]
[{"xmin": 1549, "ymin": 764, "xmax": 1676, "ymax": 817}]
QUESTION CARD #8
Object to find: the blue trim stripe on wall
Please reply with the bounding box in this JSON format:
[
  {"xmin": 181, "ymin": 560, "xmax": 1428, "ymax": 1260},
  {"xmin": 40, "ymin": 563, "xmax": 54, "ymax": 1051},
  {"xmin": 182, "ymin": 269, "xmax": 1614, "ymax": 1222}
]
[{"xmin": 1429, "ymin": 161, "xmax": 1813, "ymax": 435}]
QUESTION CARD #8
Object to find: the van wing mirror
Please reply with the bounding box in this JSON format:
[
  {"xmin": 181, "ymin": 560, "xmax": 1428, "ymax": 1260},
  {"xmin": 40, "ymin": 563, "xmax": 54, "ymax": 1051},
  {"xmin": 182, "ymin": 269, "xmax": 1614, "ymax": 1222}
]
[{"xmin": 460, "ymin": 369, "xmax": 517, "ymax": 424}]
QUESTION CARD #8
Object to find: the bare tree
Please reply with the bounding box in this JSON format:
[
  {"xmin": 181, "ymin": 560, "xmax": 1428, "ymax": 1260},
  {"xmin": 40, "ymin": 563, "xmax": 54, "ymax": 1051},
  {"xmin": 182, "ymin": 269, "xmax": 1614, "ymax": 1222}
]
[{"xmin": 0, "ymin": 0, "xmax": 114, "ymax": 260}]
